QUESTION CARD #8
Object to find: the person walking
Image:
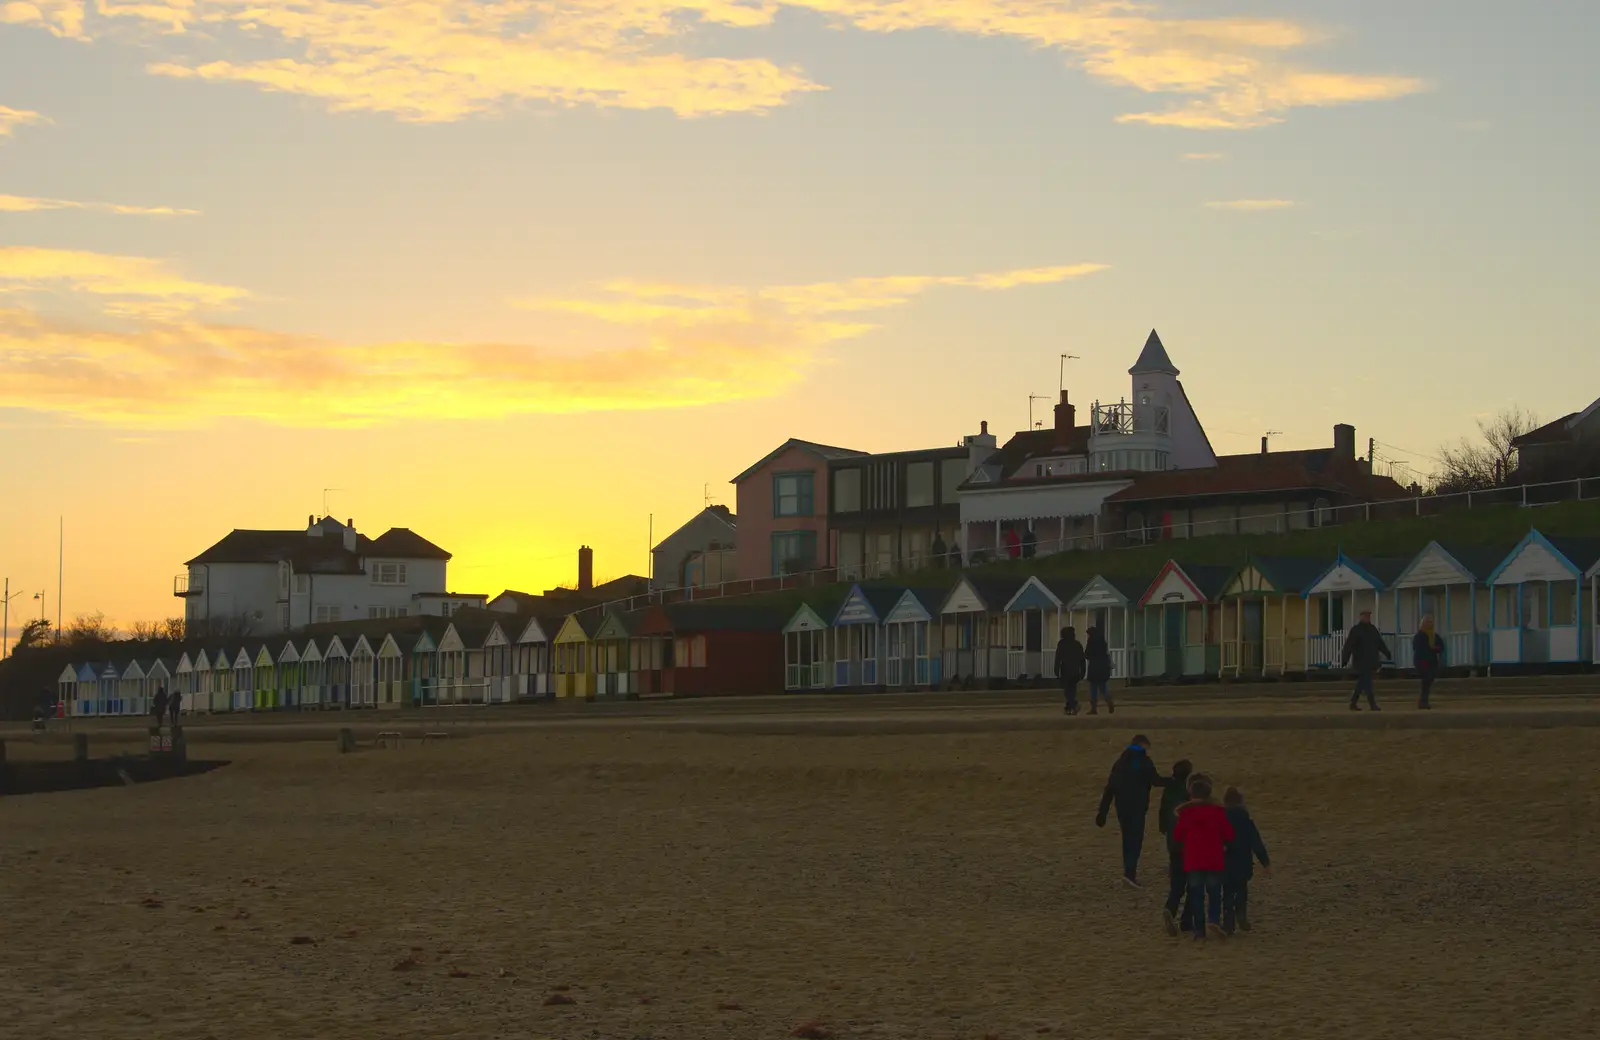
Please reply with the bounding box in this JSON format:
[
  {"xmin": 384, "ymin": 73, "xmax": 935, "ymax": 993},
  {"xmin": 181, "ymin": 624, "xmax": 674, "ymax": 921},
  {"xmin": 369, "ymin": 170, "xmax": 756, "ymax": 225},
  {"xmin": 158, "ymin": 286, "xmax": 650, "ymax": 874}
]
[
  {"xmin": 1340, "ymin": 609, "xmax": 1392, "ymax": 711},
  {"xmin": 1413, "ymin": 613, "xmax": 1444, "ymax": 710},
  {"xmin": 1095, "ymin": 734, "xmax": 1170, "ymax": 888},
  {"xmin": 1021, "ymin": 525, "xmax": 1037, "ymax": 559},
  {"xmin": 1054, "ymin": 626, "xmax": 1086, "ymax": 715},
  {"xmin": 1085, "ymin": 625, "xmax": 1114, "ymax": 714},
  {"xmin": 168, "ymin": 688, "xmax": 183, "ymax": 729},
  {"xmin": 930, "ymin": 530, "xmax": 947, "ymax": 570},
  {"xmin": 1003, "ymin": 526, "xmax": 1022, "ymax": 560},
  {"xmin": 151, "ymin": 686, "xmax": 169, "ymax": 732}
]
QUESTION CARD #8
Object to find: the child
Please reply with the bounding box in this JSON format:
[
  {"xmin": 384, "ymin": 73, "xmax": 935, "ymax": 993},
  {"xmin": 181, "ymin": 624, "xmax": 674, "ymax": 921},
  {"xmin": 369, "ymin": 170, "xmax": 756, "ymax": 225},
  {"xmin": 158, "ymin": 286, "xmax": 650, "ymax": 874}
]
[
  {"xmin": 1158, "ymin": 759, "xmax": 1195, "ymax": 937},
  {"xmin": 1171, "ymin": 773, "xmax": 1234, "ymax": 940},
  {"xmin": 1222, "ymin": 787, "xmax": 1271, "ymax": 935}
]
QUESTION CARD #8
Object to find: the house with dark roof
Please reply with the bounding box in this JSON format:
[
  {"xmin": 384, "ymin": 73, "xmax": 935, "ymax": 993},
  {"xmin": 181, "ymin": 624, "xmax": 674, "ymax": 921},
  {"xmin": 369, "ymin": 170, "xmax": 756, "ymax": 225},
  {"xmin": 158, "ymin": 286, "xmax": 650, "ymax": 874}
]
[
  {"xmin": 650, "ymin": 504, "xmax": 738, "ymax": 591},
  {"xmin": 827, "ymin": 433, "xmax": 979, "ymax": 580},
  {"xmin": 1511, "ymin": 395, "xmax": 1600, "ymax": 483},
  {"xmin": 956, "ymin": 330, "xmax": 1217, "ymax": 561},
  {"xmin": 176, "ymin": 515, "xmax": 453, "ymax": 637},
  {"xmin": 730, "ymin": 437, "xmax": 867, "ymax": 579}
]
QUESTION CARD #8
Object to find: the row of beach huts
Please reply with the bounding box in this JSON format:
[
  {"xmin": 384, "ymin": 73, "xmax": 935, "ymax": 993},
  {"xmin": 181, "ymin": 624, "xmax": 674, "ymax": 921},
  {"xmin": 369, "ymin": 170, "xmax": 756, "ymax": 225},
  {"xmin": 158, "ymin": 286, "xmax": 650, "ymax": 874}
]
[{"xmin": 54, "ymin": 529, "xmax": 1600, "ymax": 717}]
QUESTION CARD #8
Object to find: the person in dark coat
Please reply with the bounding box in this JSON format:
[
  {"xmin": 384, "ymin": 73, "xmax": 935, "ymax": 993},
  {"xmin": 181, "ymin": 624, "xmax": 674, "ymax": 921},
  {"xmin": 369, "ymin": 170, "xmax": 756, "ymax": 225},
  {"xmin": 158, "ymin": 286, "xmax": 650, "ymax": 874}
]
[
  {"xmin": 930, "ymin": 530, "xmax": 947, "ymax": 570},
  {"xmin": 1021, "ymin": 525, "xmax": 1037, "ymax": 559},
  {"xmin": 151, "ymin": 686, "xmax": 169, "ymax": 731},
  {"xmin": 1221, "ymin": 786, "xmax": 1271, "ymax": 934},
  {"xmin": 1084, "ymin": 626, "xmax": 1114, "ymax": 715},
  {"xmin": 168, "ymin": 688, "xmax": 182, "ymax": 728},
  {"xmin": 1159, "ymin": 759, "xmax": 1195, "ymax": 936},
  {"xmin": 1095, "ymin": 734, "xmax": 1170, "ymax": 887},
  {"xmin": 1340, "ymin": 609, "xmax": 1392, "ymax": 711},
  {"xmin": 1054, "ymin": 626, "xmax": 1085, "ymax": 715},
  {"xmin": 1413, "ymin": 613, "xmax": 1444, "ymax": 710}
]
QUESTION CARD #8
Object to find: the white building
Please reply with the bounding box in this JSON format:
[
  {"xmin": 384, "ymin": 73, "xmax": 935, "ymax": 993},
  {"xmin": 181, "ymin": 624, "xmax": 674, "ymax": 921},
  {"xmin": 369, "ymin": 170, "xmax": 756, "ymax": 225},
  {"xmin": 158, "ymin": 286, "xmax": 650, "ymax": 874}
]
[
  {"xmin": 651, "ymin": 505, "xmax": 738, "ymax": 591},
  {"xmin": 175, "ymin": 515, "xmax": 453, "ymax": 636},
  {"xmin": 956, "ymin": 330, "xmax": 1219, "ymax": 559}
]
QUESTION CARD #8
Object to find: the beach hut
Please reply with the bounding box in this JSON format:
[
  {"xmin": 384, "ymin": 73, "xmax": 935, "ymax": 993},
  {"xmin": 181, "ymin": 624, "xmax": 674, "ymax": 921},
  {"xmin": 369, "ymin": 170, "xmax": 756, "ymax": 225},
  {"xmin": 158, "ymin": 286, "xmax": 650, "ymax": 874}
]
[
  {"xmin": 1002, "ymin": 577, "xmax": 1085, "ymax": 681},
  {"xmin": 1301, "ymin": 554, "xmax": 1410, "ymax": 670},
  {"xmin": 1387, "ymin": 542, "xmax": 1505, "ymax": 671},
  {"xmin": 637, "ymin": 603, "xmax": 787, "ymax": 697},
  {"xmin": 939, "ymin": 576, "xmax": 1026, "ymax": 687},
  {"xmin": 68, "ymin": 662, "xmax": 100, "ymax": 716},
  {"xmin": 54, "ymin": 663, "xmax": 79, "ymax": 717},
  {"xmin": 297, "ymin": 638, "xmax": 324, "ymax": 708},
  {"xmin": 117, "ymin": 659, "xmax": 149, "ymax": 717},
  {"xmin": 553, "ymin": 613, "xmax": 597, "ymax": 699},
  {"xmin": 481, "ymin": 620, "xmax": 516, "ymax": 703},
  {"xmin": 783, "ymin": 601, "xmax": 834, "ymax": 691},
  {"xmin": 512, "ymin": 616, "xmax": 558, "ymax": 698},
  {"xmin": 1135, "ymin": 562, "xmax": 1233, "ymax": 680},
  {"xmin": 191, "ymin": 649, "xmax": 214, "ymax": 713},
  {"xmin": 831, "ymin": 584, "xmax": 906, "ymax": 688},
  {"xmin": 357, "ymin": 635, "xmax": 388, "ymax": 708},
  {"xmin": 590, "ymin": 611, "xmax": 639, "ymax": 699},
  {"xmin": 881, "ymin": 587, "xmax": 947, "ymax": 689},
  {"xmin": 1218, "ymin": 556, "xmax": 1326, "ymax": 677},
  {"xmin": 227, "ymin": 648, "xmax": 252, "ymax": 711},
  {"xmin": 173, "ymin": 652, "xmax": 195, "ymax": 709},
  {"xmin": 407, "ymin": 625, "xmax": 445, "ymax": 706},
  {"xmin": 437, "ymin": 618, "xmax": 495, "ymax": 703},
  {"xmin": 321, "ymin": 635, "xmax": 350, "ymax": 707},
  {"xmin": 272, "ymin": 639, "xmax": 301, "ymax": 708},
  {"xmin": 1062, "ymin": 575, "xmax": 1148, "ymax": 682},
  {"xmin": 1487, "ymin": 531, "xmax": 1600, "ymax": 666},
  {"xmin": 145, "ymin": 658, "xmax": 175, "ymax": 714},
  {"xmin": 1588, "ymin": 556, "xmax": 1600, "ymax": 664}
]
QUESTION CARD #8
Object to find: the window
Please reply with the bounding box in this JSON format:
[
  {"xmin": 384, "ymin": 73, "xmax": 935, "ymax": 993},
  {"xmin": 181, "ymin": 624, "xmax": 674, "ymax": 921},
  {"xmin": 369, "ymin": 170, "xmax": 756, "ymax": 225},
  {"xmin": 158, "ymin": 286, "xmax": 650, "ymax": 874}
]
[
  {"xmin": 278, "ymin": 604, "xmax": 290, "ymax": 631},
  {"xmin": 295, "ymin": 575, "xmax": 310, "ymax": 594},
  {"xmin": 1313, "ymin": 497, "xmax": 1334, "ymax": 528},
  {"xmin": 905, "ymin": 461, "xmax": 934, "ymax": 508},
  {"xmin": 367, "ymin": 606, "xmax": 409, "ymax": 620},
  {"xmin": 373, "ymin": 562, "xmax": 408, "ymax": 585},
  {"xmin": 315, "ymin": 605, "xmax": 342, "ymax": 624},
  {"xmin": 279, "ymin": 562, "xmax": 291, "ymax": 597},
  {"xmin": 940, "ymin": 458, "xmax": 967, "ymax": 504},
  {"xmin": 832, "ymin": 468, "xmax": 861, "ymax": 513},
  {"xmin": 773, "ymin": 472, "xmax": 814, "ymax": 517},
  {"xmin": 189, "ymin": 568, "xmax": 206, "ymax": 593},
  {"xmin": 771, "ymin": 531, "xmax": 818, "ymax": 575},
  {"xmin": 1552, "ymin": 583, "xmax": 1576, "ymax": 627},
  {"xmin": 691, "ymin": 635, "xmax": 707, "ymax": 668}
]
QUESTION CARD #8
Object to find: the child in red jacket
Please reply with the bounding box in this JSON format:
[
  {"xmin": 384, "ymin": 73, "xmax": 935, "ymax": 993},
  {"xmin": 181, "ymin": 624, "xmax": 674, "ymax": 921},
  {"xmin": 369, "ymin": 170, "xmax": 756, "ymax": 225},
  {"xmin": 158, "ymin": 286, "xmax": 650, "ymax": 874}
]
[{"xmin": 1171, "ymin": 774, "xmax": 1235, "ymax": 940}]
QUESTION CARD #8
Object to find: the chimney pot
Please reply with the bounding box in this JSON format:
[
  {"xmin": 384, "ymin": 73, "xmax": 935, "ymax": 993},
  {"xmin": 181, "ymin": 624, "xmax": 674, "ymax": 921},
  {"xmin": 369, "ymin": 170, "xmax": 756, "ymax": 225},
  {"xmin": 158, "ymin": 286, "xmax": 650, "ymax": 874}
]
[
  {"xmin": 1054, "ymin": 390, "xmax": 1076, "ymax": 435},
  {"xmin": 1261, "ymin": 436, "xmax": 1269, "ymax": 455},
  {"xmin": 308, "ymin": 514, "xmax": 315, "ymax": 526},
  {"xmin": 346, "ymin": 518, "xmax": 353, "ymax": 529},
  {"xmin": 1333, "ymin": 423, "xmax": 1356, "ymax": 459},
  {"xmin": 578, "ymin": 545, "xmax": 595, "ymax": 592},
  {"xmin": 980, "ymin": 420, "xmax": 988, "ymax": 435}
]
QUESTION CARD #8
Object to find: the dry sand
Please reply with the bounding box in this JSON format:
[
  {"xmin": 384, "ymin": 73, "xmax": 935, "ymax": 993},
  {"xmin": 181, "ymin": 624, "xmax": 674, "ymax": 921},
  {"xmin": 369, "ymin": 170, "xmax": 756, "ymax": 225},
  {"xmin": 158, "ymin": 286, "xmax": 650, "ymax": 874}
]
[{"xmin": 3, "ymin": 706, "xmax": 1599, "ymax": 1040}]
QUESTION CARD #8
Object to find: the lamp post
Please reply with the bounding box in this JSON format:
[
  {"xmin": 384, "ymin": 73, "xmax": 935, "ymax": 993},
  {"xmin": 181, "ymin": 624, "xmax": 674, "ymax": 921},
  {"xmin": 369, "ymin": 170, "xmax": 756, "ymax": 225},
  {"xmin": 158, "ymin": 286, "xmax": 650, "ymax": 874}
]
[{"xmin": 2, "ymin": 580, "xmax": 25, "ymax": 659}]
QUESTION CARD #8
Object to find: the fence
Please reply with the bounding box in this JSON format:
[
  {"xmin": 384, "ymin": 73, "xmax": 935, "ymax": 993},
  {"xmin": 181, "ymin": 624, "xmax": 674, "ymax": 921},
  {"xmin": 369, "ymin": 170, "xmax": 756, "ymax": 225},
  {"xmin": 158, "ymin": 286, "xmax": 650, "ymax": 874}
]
[{"xmin": 587, "ymin": 475, "xmax": 1600, "ymax": 617}]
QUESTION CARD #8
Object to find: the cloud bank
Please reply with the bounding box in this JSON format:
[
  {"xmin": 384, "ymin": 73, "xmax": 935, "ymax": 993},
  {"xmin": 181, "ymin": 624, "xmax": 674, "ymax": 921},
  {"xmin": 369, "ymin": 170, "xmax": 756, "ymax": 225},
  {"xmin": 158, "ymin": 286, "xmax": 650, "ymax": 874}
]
[
  {"xmin": 5, "ymin": 2, "xmax": 1422, "ymax": 128},
  {"xmin": 0, "ymin": 194, "xmax": 199, "ymax": 216},
  {"xmin": 0, "ymin": 252, "xmax": 1106, "ymax": 426}
]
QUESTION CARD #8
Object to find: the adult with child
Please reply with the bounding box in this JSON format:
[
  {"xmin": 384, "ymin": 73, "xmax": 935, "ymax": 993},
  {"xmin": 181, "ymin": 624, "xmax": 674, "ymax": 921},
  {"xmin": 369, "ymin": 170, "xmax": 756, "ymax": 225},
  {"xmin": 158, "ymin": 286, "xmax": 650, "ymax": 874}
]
[
  {"xmin": 1340, "ymin": 608, "xmax": 1392, "ymax": 711},
  {"xmin": 1413, "ymin": 613, "xmax": 1445, "ymax": 710},
  {"xmin": 1171, "ymin": 772, "xmax": 1234, "ymax": 940},
  {"xmin": 1095, "ymin": 734, "xmax": 1170, "ymax": 888},
  {"xmin": 1084, "ymin": 626, "xmax": 1114, "ymax": 715},
  {"xmin": 1054, "ymin": 626, "xmax": 1086, "ymax": 716},
  {"xmin": 1221, "ymin": 787, "xmax": 1271, "ymax": 935}
]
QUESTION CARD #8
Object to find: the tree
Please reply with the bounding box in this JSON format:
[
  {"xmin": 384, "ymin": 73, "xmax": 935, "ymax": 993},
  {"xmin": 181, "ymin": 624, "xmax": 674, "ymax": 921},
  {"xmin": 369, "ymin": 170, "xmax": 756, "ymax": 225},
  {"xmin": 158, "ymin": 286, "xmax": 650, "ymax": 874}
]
[
  {"xmin": 128, "ymin": 620, "xmax": 162, "ymax": 641},
  {"xmin": 15, "ymin": 617, "xmax": 52, "ymax": 651},
  {"xmin": 1431, "ymin": 407, "xmax": 1541, "ymax": 494},
  {"xmin": 66, "ymin": 611, "xmax": 117, "ymax": 646},
  {"xmin": 160, "ymin": 617, "xmax": 186, "ymax": 641}
]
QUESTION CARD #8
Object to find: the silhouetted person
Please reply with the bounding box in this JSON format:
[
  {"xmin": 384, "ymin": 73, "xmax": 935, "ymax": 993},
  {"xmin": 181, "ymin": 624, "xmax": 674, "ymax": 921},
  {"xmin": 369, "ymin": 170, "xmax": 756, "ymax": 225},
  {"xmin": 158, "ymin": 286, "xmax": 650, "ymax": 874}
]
[
  {"xmin": 1341, "ymin": 609, "xmax": 1391, "ymax": 711},
  {"xmin": 1085, "ymin": 626, "xmax": 1114, "ymax": 714},
  {"xmin": 168, "ymin": 689, "xmax": 182, "ymax": 728},
  {"xmin": 930, "ymin": 530, "xmax": 947, "ymax": 570},
  {"xmin": 1413, "ymin": 613, "xmax": 1444, "ymax": 710},
  {"xmin": 1054, "ymin": 626, "xmax": 1085, "ymax": 715},
  {"xmin": 1096, "ymin": 734, "xmax": 1170, "ymax": 888},
  {"xmin": 1021, "ymin": 525, "xmax": 1037, "ymax": 559},
  {"xmin": 151, "ymin": 686, "xmax": 170, "ymax": 731}
]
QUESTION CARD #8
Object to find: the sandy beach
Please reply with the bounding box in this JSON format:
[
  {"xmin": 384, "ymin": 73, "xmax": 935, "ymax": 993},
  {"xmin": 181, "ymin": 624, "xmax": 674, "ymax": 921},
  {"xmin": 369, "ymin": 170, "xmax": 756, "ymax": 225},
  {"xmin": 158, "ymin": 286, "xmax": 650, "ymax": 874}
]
[{"xmin": 3, "ymin": 699, "xmax": 1598, "ymax": 1040}]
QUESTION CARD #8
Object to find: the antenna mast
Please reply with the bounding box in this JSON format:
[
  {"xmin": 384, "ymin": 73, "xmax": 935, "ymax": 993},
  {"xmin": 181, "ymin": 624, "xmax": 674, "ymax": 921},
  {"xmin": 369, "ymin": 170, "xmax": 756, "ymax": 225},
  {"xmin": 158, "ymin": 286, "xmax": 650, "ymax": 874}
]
[
  {"xmin": 1028, "ymin": 394, "xmax": 1050, "ymax": 430},
  {"xmin": 1059, "ymin": 354, "xmax": 1080, "ymax": 393}
]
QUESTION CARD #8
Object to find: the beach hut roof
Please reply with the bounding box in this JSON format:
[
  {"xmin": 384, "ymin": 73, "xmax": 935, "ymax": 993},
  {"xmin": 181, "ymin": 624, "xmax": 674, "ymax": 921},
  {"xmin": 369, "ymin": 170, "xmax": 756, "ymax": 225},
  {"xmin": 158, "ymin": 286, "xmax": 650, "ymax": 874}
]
[{"xmin": 833, "ymin": 584, "xmax": 907, "ymax": 626}]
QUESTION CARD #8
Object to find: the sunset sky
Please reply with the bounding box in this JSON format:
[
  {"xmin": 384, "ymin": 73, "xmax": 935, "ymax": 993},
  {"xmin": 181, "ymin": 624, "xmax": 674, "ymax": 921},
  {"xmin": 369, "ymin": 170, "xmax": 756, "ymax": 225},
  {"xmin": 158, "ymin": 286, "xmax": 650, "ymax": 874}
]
[{"xmin": 2, "ymin": 1, "xmax": 1597, "ymax": 637}]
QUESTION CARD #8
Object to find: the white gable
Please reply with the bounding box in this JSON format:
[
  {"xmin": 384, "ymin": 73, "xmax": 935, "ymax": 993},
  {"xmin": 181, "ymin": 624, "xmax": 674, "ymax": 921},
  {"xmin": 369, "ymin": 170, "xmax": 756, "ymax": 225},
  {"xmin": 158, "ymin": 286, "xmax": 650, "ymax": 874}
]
[
  {"xmin": 300, "ymin": 639, "xmax": 324, "ymax": 663},
  {"xmin": 325, "ymin": 635, "xmax": 349, "ymax": 659},
  {"xmin": 517, "ymin": 617, "xmax": 550, "ymax": 644},
  {"xmin": 884, "ymin": 591, "xmax": 933, "ymax": 625},
  {"xmin": 1143, "ymin": 567, "xmax": 1201, "ymax": 606},
  {"xmin": 375, "ymin": 635, "xmax": 400, "ymax": 658},
  {"xmin": 121, "ymin": 660, "xmax": 146, "ymax": 680},
  {"xmin": 194, "ymin": 650, "xmax": 212, "ymax": 670},
  {"xmin": 58, "ymin": 663, "xmax": 79, "ymax": 682},
  {"xmin": 254, "ymin": 646, "xmax": 275, "ymax": 667},
  {"xmin": 176, "ymin": 653, "xmax": 194, "ymax": 673},
  {"xmin": 784, "ymin": 604, "xmax": 829, "ymax": 633},
  {"xmin": 1495, "ymin": 540, "xmax": 1576, "ymax": 585},
  {"xmin": 1393, "ymin": 544, "xmax": 1472, "ymax": 590},
  {"xmin": 437, "ymin": 625, "xmax": 466, "ymax": 652},
  {"xmin": 1069, "ymin": 576, "xmax": 1131, "ymax": 610},
  {"xmin": 484, "ymin": 624, "xmax": 509, "ymax": 647},
  {"xmin": 232, "ymin": 648, "xmax": 252, "ymax": 669},
  {"xmin": 1308, "ymin": 562, "xmax": 1379, "ymax": 595},
  {"xmin": 941, "ymin": 579, "xmax": 989, "ymax": 615},
  {"xmin": 276, "ymin": 641, "xmax": 300, "ymax": 663},
  {"xmin": 146, "ymin": 659, "xmax": 172, "ymax": 680}
]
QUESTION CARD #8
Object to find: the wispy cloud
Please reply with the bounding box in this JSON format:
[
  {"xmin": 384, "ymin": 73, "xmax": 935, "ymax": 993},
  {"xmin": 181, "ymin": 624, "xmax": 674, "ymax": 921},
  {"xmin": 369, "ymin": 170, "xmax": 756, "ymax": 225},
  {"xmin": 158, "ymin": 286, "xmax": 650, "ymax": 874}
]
[
  {"xmin": 0, "ymin": 0, "xmax": 85, "ymax": 38},
  {"xmin": 1205, "ymin": 199, "xmax": 1298, "ymax": 211},
  {"xmin": 0, "ymin": 194, "xmax": 199, "ymax": 216},
  {"xmin": 0, "ymin": 255, "xmax": 1106, "ymax": 426},
  {"xmin": 9, "ymin": 2, "xmax": 1422, "ymax": 128},
  {"xmin": 0, "ymin": 105, "xmax": 49, "ymax": 138},
  {"xmin": 0, "ymin": 246, "xmax": 249, "ymax": 318},
  {"xmin": 1182, "ymin": 152, "xmax": 1226, "ymax": 161}
]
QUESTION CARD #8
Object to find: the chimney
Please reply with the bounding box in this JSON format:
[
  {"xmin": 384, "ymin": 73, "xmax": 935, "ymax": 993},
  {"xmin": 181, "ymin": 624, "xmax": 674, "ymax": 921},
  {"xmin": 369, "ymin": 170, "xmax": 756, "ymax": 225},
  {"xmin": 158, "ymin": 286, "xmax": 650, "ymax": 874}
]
[
  {"xmin": 347, "ymin": 518, "xmax": 353, "ymax": 529},
  {"xmin": 342, "ymin": 526, "xmax": 357, "ymax": 552},
  {"xmin": 1261, "ymin": 436, "xmax": 1269, "ymax": 455},
  {"xmin": 964, "ymin": 420, "xmax": 999, "ymax": 475},
  {"xmin": 308, "ymin": 514, "xmax": 315, "ymax": 526},
  {"xmin": 1054, "ymin": 391, "xmax": 1076, "ymax": 434},
  {"xmin": 1333, "ymin": 424, "xmax": 1356, "ymax": 459},
  {"xmin": 578, "ymin": 545, "xmax": 594, "ymax": 592}
]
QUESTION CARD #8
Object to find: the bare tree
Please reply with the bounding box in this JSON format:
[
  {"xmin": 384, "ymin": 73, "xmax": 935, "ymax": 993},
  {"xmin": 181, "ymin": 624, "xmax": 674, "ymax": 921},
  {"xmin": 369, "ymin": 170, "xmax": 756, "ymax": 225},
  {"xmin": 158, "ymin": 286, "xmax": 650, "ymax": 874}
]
[
  {"xmin": 15, "ymin": 617, "xmax": 53, "ymax": 651},
  {"xmin": 127, "ymin": 620, "xmax": 163, "ymax": 642},
  {"xmin": 1431, "ymin": 407, "xmax": 1541, "ymax": 494},
  {"xmin": 197, "ymin": 613, "xmax": 256, "ymax": 639},
  {"xmin": 160, "ymin": 617, "xmax": 186, "ymax": 641},
  {"xmin": 66, "ymin": 611, "xmax": 117, "ymax": 646}
]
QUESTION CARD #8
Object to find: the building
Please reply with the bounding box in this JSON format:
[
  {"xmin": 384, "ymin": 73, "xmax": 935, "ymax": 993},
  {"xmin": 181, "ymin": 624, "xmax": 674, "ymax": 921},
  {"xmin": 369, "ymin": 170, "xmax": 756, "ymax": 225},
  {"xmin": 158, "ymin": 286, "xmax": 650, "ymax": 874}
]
[
  {"xmin": 175, "ymin": 516, "xmax": 451, "ymax": 636},
  {"xmin": 489, "ymin": 546, "xmax": 650, "ymax": 615},
  {"xmin": 1103, "ymin": 425, "xmax": 1409, "ymax": 543},
  {"xmin": 651, "ymin": 505, "xmax": 738, "ymax": 591},
  {"xmin": 956, "ymin": 330, "xmax": 1216, "ymax": 562},
  {"xmin": 1511, "ymin": 396, "xmax": 1600, "ymax": 483},
  {"xmin": 827, "ymin": 441, "xmax": 973, "ymax": 580},
  {"xmin": 731, "ymin": 438, "xmax": 867, "ymax": 578}
]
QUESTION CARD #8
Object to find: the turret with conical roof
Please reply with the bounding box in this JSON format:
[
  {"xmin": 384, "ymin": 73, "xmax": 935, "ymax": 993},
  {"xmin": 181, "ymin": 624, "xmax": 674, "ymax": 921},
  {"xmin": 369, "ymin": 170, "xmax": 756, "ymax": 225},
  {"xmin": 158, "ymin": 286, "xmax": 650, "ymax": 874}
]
[{"xmin": 1129, "ymin": 329, "xmax": 1179, "ymax": 377}]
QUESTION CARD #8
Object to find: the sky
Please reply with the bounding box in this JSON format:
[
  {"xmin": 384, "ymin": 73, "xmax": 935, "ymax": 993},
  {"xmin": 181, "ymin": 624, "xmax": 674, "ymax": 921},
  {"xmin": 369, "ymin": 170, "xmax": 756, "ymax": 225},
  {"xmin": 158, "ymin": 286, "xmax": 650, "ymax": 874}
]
[{"xmin": 1, "ymin": 0, "xmax": 1597, "ymax": 638}]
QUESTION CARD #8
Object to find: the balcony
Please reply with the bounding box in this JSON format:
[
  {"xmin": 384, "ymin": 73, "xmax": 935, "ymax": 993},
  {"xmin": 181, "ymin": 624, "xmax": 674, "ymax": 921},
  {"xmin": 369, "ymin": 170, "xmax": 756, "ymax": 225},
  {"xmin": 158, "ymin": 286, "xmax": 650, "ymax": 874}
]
[
  {"xmin": 174, "ymin": 575, "xmax": 203, "ymax": 597},
  {"xmin": 1091, "ymin": 400, "xmax": 1169, "ymax": 437}
]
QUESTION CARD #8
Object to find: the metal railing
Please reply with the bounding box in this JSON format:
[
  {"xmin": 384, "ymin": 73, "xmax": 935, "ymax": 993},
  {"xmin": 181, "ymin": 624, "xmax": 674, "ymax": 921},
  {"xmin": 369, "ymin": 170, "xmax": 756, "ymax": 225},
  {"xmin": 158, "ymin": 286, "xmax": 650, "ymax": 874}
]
[{"xmin": 589, "ymin": 475, "xmax": 1600, "ymax": 617}]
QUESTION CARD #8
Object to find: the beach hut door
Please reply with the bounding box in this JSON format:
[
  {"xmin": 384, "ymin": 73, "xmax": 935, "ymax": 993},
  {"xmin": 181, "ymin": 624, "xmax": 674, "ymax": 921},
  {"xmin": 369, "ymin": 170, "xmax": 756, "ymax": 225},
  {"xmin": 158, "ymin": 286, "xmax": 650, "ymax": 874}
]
[{"xmin": 1163, "ymin": 605, "xmax": 1184, "ymax": 678}]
